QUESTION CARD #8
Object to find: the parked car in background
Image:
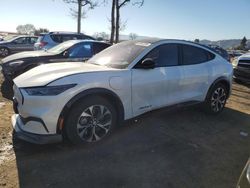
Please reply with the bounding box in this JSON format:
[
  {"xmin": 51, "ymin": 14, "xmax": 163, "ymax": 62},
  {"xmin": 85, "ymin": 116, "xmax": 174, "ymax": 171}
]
[
  {"xmin": 208, "ymin": 45, "xmax": 230, "ymax": 62},
  {"xmin": 0, "ymin": 40, "xmax": 110, "ymax": 80},
  {"xmin": 11, "ymin": 39, "xmax": 233, "ymax": 144},
  {"xmin": 236, "ymin": 158, "xmax": 250, "ymax": 188},
  {"xmin": 34, "ymin": 32, "xmax": 95, "ymax": 50},
  {"xmin": 233, "ymin": 53, "xmax": 250, "ymax": 83},
  {"xmin": 0, "ymin": 35, "xmax": 38, "ymax": 57},
  {"xmin": 228, "ymin": 50, "xmax": 245, "ymax": 59}
]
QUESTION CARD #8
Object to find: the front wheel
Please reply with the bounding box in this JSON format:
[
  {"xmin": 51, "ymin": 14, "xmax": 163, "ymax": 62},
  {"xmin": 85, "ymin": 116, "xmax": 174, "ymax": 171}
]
[
  {"xmin": 0, "ymin": 47, "xmax": 10, "ymax": 57},
  {"xmin": 205, "ymin": 83, "xmax": 228, "ymax": 114},
  {"xmin": 65, "ymin": 96, "xmax": 117, "ymax": 144}
]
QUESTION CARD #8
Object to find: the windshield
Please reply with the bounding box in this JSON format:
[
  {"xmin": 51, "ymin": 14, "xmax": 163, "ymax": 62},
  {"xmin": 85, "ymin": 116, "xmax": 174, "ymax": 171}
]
[
  {"xmin": 88, "ymin": 40, "xmax": 151, "ymax": 69},
  {"xmin": 48, "ymin": 40, "xmax": 77, "ymax": 53},
  {"xmin": 3, "ymin": 35, "xmax": 19, "ymax": 41}
]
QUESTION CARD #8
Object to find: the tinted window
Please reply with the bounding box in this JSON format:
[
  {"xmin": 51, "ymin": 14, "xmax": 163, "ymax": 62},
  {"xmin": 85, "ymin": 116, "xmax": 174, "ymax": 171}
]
[
  {"xmin": 182, "ymin": 45, "xmax": 212, "ymax": 65},
  {"xmin": 13, "ymin": 37, "xmax": 28, "ymax": 44},
  {"xmin": 50, "ymin": 34, "xmax": 62, "ymax": 43},
  {"xmin": 143, "ymin": 44, "xmax": 178, "ymax": 67},
  {"xmin": 93, "ymin": 43, "xmax": 110, "ymax": 55},
  {"xmin": 69, "ymin": 43, "xmax": 92, "ymax": 58},
  {"xmin": 30, "ymin": 37, "xmax": 38, "ymax": 44}
]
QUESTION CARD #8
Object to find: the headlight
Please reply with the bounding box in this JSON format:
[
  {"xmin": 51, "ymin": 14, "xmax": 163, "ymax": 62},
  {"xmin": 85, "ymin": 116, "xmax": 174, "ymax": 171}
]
[
  {"xmin": 232, "ymin": 58, "xmax": 239, "ymax": 68},
  {"xmin": 8, "ymin": 60, "xmax": 24, "ymax": 67},
  {"xmin": 24, "ymin": 84, "xmax": 77, "ymax": 96}
]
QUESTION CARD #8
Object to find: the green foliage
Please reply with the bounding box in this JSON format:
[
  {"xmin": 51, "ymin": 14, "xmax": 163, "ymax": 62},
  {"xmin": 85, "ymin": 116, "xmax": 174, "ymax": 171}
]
[
  {"xmin": 194, "ymin": 39, "xmax": 200, "ymax": 43},
  {"xmin": 235, "ymin": 36, "xmax": 248, "ymax": 50}
]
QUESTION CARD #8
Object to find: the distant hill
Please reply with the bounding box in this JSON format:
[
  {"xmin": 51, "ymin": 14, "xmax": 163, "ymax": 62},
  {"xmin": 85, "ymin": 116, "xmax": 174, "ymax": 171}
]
[
  {"xmin": 109, "ymin": 34, "xmax": 250, "ymax": 50},
  {"xmin": 200, "ymin": 39, "xmax": 250, "ymax": 49}
]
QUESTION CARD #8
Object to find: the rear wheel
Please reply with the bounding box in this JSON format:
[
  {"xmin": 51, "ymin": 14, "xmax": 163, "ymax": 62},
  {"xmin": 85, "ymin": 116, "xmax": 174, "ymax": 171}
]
[
  {"xmin": 0, "ymin": 47, "xmax": 10, "ymax": 57},
  {"xmin": 65, "ymin": 96, "xmax": 117, "ymax": 144},
  {"xmin": 205, "ymin": 83, "xmax": 228, "ymax": 114}
]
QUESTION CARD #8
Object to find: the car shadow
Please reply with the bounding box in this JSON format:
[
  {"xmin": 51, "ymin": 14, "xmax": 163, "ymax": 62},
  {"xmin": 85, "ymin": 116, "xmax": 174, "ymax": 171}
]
[{"xmin": 12, "ymin": 106, "xmax": 250, "ymax": 188}]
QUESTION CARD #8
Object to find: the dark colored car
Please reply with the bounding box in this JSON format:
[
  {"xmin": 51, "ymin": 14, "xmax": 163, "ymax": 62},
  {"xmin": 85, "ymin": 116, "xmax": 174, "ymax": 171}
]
[
  {"xmin": 0, "ymin": 40, "xmax": 110, "ymax": 80},
  {"xmin": 208, "ymin": 45, "xmax": 230, "ymax": 62},
  {"xmin": 236, "ymin": 159, "xmax": 250, "ymax": 188},
  {"xmin": 34, "ymin": 31, "xmax": 95, "ymax": 50},
  {"xmin": 0, "ymin": 35, "xmax": 38, "ymax": 57},
  {"xmin": 233, "ymin": 53, "xmax": 250, "ymax": 83}
]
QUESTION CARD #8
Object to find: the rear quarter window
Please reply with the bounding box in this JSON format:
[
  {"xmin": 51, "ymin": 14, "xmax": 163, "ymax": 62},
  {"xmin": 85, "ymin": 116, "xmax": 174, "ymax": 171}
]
[
  {"xmin": 182, "ymin": 44, "xmax": 215, "ymax": 65},
  {"xmin": 93, "ymin": 43, "xmax": 110, "ymax": 55},
  {"xmin": 50, "ymin": 34, "xmax": 62, "ymax": 43}
]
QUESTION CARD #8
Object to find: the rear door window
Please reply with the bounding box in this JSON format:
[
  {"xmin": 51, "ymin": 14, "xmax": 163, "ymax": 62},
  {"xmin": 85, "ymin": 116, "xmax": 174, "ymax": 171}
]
[
  {"xmin": 182, "ymin": 44, "xmax": 214, "ymax": 65},
  {"xmin": 29, "ymin": 37, "xmax": 38, "ymax": 44}
]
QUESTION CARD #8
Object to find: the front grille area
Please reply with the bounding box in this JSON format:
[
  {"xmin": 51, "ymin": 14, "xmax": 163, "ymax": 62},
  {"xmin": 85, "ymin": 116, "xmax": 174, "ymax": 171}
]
[
  {"xmin": 238, "ymin": 60, "xmax": 250, "ymax": 68},
  {"xmin": 234, "ymin": 69, "xmax": 250, "ymax": 80}
]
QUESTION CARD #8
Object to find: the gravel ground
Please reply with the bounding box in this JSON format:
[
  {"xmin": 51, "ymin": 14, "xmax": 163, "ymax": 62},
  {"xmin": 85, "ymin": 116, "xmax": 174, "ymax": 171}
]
[{"xmin": 0, "ymin": 72, "xmax": 249, "ymax": 188}]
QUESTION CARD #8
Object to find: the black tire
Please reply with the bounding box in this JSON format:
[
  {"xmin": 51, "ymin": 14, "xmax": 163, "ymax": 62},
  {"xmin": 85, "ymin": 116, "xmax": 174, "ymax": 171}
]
[
  {"xmin": 64, "ymin": 96, "xmax": 117, "ymax": 144},
  {"xmin": 204, "ymin": 83, "xmax": 228, "ymax": 114},
  {"xmin": 0, "ymin": 47, "xmax": 10, "ymax": 57}
]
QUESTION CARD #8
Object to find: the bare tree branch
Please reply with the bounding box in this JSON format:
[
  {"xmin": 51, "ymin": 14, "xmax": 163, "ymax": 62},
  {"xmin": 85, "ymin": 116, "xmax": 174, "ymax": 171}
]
[{"xmin": 63, "ymin": 0, "xmax": 98, "ymax": 33}]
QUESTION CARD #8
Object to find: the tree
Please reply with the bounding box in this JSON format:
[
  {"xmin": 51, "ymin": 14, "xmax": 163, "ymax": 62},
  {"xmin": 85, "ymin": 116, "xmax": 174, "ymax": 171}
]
[
  {"xmin": 93, "ymin": 32, "xmax": 109, "ymax": 41},
  {"xmin": 34, "ymin": 28, "xmax": 49, "ymax": 36},
  {"xmin": 129, "ymin": 33, "xmax": 138, "ymax": 40},
  {"xmin": 240, "ymin": 36, "xmax": 247, "ymax": 50},
  {"xmin": 194, "ymin": 39, "xmax": 200, "ymax": 43},
  {"xmin": 109, "ymin": 0, "xmax": 144, "ymax": 44},
  {"xmin": 110, "ymin": 0, "xmax": 116, "ymax": 44},
  {"xmin": 115, "ymin": 0, "xmax": 144, "ymax": 43},
  {"xmin": 235, "ymin": 37, "xmax": 248, "ymax": 50},
  {"xmin": 16, "ymin": 24, "xmax": 36, "ymax": 35},
  {"xmin": 63, "ymin": 0, "xmax": 97, "ymax": 33}
]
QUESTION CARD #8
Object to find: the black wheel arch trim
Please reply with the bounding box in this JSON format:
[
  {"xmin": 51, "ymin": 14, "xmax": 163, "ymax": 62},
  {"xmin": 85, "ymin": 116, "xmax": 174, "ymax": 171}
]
[
  {"xmin": 206, "ymin": 76, "xmax": 231, "ymax": 99},
  {"xmin": 56, "ymin": 88, "xmax": 125, "ymax": 134}
]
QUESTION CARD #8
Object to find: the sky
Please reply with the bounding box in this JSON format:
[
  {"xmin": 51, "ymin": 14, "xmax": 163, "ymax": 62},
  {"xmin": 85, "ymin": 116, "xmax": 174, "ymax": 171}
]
[{"xmin": 0, "ymin": 0, "xmax": 250, "ymax": 41}]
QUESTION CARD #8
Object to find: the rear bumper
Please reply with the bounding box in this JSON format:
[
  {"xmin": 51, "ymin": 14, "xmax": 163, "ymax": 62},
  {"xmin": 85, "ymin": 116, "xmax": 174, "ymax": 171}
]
[{"xmin": 12, "ymin": 114, "xmax": 62, "ymax": 144}]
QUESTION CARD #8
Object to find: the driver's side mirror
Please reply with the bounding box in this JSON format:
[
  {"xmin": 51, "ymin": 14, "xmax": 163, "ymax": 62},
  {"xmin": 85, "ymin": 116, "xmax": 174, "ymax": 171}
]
[
  {"xmin": 63, "ymin": 50, "xmax": 69, "ymax": 57},
  {"xmin": 136, "ymin": 58, "xmax": 155, "ymax": 69}
]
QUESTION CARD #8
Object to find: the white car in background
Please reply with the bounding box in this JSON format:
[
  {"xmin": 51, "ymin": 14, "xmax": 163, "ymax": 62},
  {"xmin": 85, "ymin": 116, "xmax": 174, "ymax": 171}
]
[
  {"xmin": 12, "ymin": 39, "xmax": 233, "ymax": 144},
  {"xmin": 233, "ymin": 53, "xmax": 250, "ymax": 83}
]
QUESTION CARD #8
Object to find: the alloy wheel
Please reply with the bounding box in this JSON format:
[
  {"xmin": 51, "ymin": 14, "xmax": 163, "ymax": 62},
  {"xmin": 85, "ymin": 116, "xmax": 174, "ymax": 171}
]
[
  {"xmin": 76, "ymin": 105, "xmax": 112, "ymax": 142},
  {"xmin": 0, "ymin": 48, "xmax": 9, "ymax": 57},
  {"xmin": 211, "ymin": 87, "xmax": 227, "ymax": 112}
]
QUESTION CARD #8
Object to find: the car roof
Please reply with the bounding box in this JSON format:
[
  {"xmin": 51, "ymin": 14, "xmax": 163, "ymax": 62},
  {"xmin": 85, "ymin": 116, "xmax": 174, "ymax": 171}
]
[
  {"xmin": 122, "ymin": 38, "xmax": 216, "ymax": 53},
  {"xmin": 63, "ymin": 39, "xmax": 110, "ymax": 45}
]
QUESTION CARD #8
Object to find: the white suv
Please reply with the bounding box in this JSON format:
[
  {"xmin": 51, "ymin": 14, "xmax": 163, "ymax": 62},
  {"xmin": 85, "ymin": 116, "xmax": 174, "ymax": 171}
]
[{"xmin": 12, "ymin": 39, "xmax": 233, "ymax": 144}]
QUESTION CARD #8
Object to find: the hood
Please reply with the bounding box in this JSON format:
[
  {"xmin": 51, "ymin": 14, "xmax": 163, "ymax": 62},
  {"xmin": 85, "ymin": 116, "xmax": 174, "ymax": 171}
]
[
  {"xmin": 14, "ymin": 62, "xmax": 115, "ymax": 87},
  {"xmin": 0, "ymin": 40, "xmax": 9, "ymax": 45},
  {"xmin": 1, "ymin": 51, "xmax": 55, "ymax": 64},
  {"xmin": 239, "ymin": 53, "xmax": 250, "ymax": 60}
]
